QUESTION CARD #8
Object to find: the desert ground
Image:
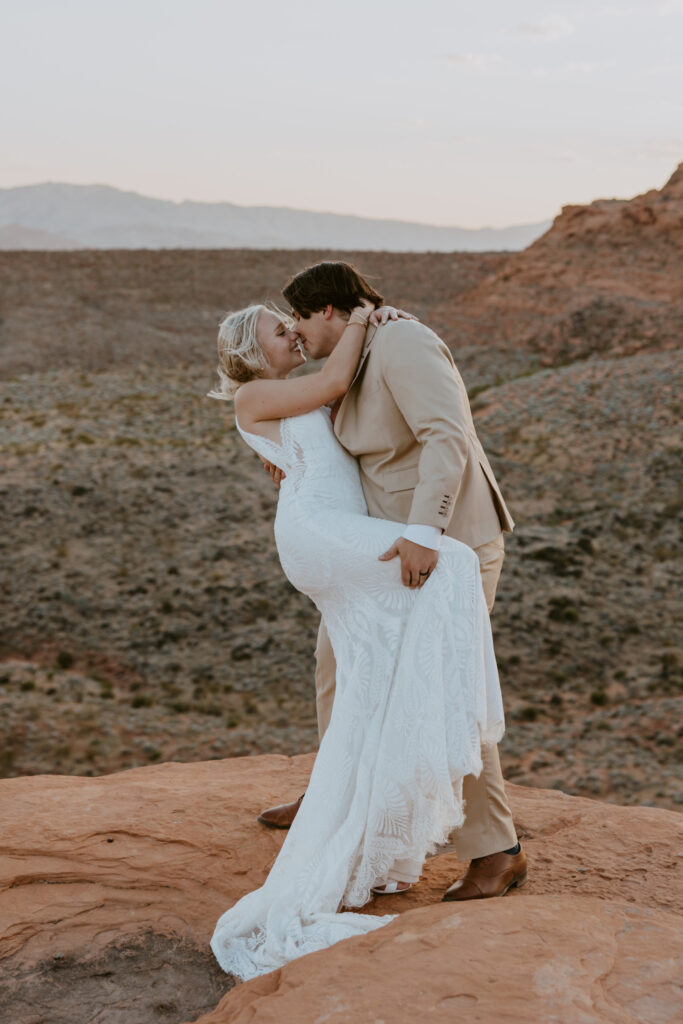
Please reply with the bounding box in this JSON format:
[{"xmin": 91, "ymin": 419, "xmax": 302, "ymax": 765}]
[{"xmin": 1, "ymin": 166, "xmax": 681, "ymax": 811}]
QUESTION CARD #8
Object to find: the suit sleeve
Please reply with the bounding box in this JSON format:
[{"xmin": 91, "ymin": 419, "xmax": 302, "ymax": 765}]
[{"xmin": 376, "ymin": 321, "xmax": 470, "ymax": 531}]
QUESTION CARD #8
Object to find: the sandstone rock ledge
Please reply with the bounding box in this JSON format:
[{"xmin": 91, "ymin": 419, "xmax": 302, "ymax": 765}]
[{"xmin": 0, "ymin": 753, "xmax": 680, "ymax": 1024}]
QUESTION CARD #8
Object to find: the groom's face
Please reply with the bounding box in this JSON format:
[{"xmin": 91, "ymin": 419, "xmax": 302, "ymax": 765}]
[{"xmin": 292, "ymin": 306, "xmax": 347, "ymax": 360}]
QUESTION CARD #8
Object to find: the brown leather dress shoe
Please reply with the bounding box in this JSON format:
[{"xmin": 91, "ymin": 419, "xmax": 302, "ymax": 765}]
[
  {"xmin": 257, "ymin": 794, "xmax": 305, "ymax": 829},
  {"xmin": 442, "ymin": 847, "xmax": 528, "ymax": 902}
]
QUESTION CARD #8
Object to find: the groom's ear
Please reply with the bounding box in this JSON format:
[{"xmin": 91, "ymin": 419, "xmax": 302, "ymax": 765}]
[{"xmin": 322, "ymin": 304, "xmax": 334, "ymax": 321}]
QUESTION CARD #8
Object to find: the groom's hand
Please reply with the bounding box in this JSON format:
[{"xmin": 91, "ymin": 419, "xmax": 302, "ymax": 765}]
[
  {"xmin": 379, "ymin": 537, "xmax": 439, "ymax": 588},
  {"xmin": 263, "ymin": 460, "xmax": 286, "ymax": 488}
]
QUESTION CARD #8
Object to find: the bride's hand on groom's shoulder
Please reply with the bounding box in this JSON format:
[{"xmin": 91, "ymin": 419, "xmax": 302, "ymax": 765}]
[{"xmin": 368, "ymin": 305, "xmax": 419, "ymax": 327}]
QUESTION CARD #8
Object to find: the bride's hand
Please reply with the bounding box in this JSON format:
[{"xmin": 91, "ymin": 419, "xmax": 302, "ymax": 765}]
[
  {"xmin": 348, "ymin": 298, "xmax": 376, "ymax": 326},
  {"xmin": 368, "ymin": 305, "xmax": 419, "ymax": 327}
]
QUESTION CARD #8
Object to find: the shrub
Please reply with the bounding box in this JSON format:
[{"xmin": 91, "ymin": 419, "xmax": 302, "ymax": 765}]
[
  {"xmin": 131, "ymin": 694, "xmax": 153, "ymax": 708},
  {"xmin": 548, "ymin": 597, "xmax": 579, "ymax": 623},
  {"xmin": 170, "ymin": 700, "xmax": 190, "ymax": 713}
]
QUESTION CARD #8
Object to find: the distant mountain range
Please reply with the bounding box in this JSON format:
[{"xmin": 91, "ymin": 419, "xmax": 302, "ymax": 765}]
[{"xmin": 0, "ymin": 183, "xmax": 550, "ymax": 252}]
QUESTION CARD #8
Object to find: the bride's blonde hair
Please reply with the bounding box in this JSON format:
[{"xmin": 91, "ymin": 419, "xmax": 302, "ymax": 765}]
[{"xmin": 207, "ymin": 302, "xmax": 293, "ymax": 401}]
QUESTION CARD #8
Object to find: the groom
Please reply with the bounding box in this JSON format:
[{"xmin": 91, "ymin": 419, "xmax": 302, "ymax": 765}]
[{"xmin": 258, "ymin": 261, "xmax": 527, "ymax": 901}]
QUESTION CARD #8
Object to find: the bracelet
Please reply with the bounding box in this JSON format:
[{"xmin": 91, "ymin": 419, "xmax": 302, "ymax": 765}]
[{"xmin": 348, "ymin": 311, "xmax": 370, "ymax": 327}]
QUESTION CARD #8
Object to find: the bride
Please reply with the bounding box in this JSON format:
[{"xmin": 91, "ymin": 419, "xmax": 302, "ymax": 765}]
[{"xmin": 207, "ymin": 297, "xmax": 504, "ymax": 980}]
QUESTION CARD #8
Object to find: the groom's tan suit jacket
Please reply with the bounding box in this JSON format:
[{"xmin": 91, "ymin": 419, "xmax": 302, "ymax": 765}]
[
  {"xmin": 320, "ymin": 318, "xmax": 519, "ymax": 862},
  {"xmin": 333, "ymin": 318, "xmax": 514, "ymax": 548}
]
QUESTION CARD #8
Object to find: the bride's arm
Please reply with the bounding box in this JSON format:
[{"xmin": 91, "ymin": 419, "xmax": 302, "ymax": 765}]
[{"xmin": 235, "ymin": 301, "xmax": 373, "ymax": 426}]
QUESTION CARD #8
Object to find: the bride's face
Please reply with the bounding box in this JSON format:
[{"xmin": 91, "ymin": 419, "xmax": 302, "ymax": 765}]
[{"xmin": 257, "ymin": 310, "xmax": 306, "ymax": 378}]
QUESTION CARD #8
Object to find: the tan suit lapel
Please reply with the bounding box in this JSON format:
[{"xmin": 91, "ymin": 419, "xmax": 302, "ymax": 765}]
[{"xmin": 333, "ymin": 323, "xmax": 377, "ymax": 437}]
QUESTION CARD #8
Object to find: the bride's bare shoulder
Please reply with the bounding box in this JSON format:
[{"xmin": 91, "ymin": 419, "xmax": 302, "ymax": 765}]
[
  {"xmin": 232, "ymin": 384, "xmax": 258, "ymax": 434},
  {"xmin": 233, "ymin": 380, "xmax": 261, "ymax": 419},
  {"xmin": 234, "ymin": 383, "xmax": 283, "ymax": 443}
]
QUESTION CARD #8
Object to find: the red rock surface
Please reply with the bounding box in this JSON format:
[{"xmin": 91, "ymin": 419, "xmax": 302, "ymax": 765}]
[
  {"xmin": 1, "ymin": 753, "xmax": 681, "ymax": 1023},
  {"xmin": 197, "ymin": 897, "xmax": 681, "ymax": 1024}
]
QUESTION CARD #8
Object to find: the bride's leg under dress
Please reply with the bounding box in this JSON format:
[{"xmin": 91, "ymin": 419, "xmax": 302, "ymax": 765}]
[
  {"xmin": 316, "ymin": 622, "xmax": 461, "ymax": 886},
  {"xmin": 317, "ymin": 624, "xmax": 447, "ymax": 886}
]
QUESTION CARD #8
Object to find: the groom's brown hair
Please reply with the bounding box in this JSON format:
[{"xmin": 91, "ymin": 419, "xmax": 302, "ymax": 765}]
[{"xmin": 282, "ymin": 261, "xmax": 384, "ymax": 318}]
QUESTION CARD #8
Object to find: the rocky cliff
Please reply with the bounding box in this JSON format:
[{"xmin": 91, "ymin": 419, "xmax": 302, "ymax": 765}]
[{"xmin": 434, "ymin": 162, "xmax": 683, "ymax": 373}]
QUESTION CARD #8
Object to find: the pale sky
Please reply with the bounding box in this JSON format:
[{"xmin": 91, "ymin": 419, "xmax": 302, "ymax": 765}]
[{"xmin": 1, "ymin": 0, "xmax": 682, "ymax": 227}]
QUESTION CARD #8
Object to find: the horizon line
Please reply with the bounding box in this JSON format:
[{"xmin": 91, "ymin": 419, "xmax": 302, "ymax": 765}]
[{"xmin": 0, "ymin": 180, "xmax": 556, "ymax": 234}]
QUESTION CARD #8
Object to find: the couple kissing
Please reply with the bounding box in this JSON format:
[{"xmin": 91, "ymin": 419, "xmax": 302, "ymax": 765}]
[{"xmin": 207, "ymin": 260, "xmax": 525, "ymax": 981}]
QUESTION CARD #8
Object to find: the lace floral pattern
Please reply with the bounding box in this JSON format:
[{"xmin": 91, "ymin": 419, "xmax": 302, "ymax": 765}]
[{"xmin": 211, "ymin": 409, "xmax": 504, "ymax": 979}]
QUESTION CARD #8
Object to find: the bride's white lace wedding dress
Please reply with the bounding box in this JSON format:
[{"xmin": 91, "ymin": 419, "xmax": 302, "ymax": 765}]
[{"xmin": 210, "ymin": 407, "xmax": 504, "ymax": 980}]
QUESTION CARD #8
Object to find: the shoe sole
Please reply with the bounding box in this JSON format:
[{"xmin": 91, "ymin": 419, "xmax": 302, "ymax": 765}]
[
  {"xmin": 500, "ymin": 870, "xmax": 528, "ymax": 896},
  {"xmin": 442, "ymin": 870, "xmax": 528, "ymax": 902},
  {"xmin": 257, "ymin": 816, "xmax": 292, "ymax": 829}
]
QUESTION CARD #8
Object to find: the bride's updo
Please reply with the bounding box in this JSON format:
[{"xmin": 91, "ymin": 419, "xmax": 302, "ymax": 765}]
[{"xmin": 207, "ymin": 304, "xmax": 268, "ymax": 401}]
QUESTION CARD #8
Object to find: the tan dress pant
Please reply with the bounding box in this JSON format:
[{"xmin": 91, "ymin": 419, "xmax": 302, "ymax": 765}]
[{"xmin": 314, "ymin": 532, "xmax": 517, "ymax": 864}]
